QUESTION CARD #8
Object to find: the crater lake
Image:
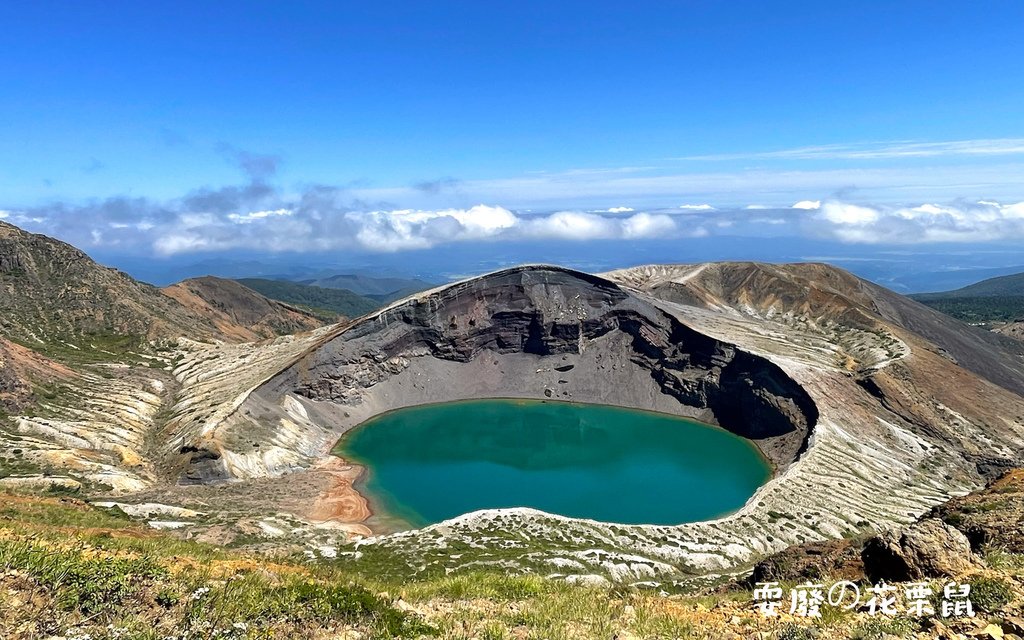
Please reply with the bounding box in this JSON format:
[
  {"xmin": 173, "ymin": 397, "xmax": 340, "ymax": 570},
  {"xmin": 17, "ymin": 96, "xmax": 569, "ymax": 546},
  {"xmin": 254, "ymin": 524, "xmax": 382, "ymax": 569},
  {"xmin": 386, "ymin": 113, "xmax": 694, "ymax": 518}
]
[{"xmin": 333, "ymin": 399, "xmax": 772, "ymax": 529}]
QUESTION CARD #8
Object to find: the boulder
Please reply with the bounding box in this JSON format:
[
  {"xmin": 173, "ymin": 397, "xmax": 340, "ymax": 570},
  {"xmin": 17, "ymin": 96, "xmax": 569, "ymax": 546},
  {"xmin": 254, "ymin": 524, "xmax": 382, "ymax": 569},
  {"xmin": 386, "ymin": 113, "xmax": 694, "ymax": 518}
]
[{"xmin": 862, "ymin": 518, "xmax": 980, "ymax": 581}]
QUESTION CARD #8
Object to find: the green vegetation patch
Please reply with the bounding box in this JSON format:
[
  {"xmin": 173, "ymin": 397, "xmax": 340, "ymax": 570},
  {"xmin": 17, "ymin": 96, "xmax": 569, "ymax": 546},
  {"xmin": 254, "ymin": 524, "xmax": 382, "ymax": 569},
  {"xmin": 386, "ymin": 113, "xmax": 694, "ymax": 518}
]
[
  {"xmin": 0, "ymin": 538, "xmax": 167, "ymax": 613},
  {"xmin": 237, "ymin": 278, "xmax": 381, "ymax": 319},
  {"xmin": 969, "ymin": 575, "xmax": 1014, "ymax": 612},
  {"xmin": 0, "ymin": 496, "xmax": 434, "ymax": 639},
  {"xmin": 910, "ymin": 294, "xmax": 1024, "ymax": 326}
]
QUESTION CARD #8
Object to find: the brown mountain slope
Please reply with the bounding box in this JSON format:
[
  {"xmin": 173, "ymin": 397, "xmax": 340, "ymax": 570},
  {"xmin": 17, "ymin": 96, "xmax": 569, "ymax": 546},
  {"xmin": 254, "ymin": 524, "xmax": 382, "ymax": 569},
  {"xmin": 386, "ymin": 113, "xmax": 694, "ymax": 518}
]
[
  {"xmin": 608, "ymin": 263, "xmax": 1024, "ymax": 480},
  {"xmin": 0, "ymin": 221, "xmax": 326, "ymax": 350},
  {"xmin": 161, "ymin": 276, "xmax": 326, "ymax": 342},
  {"xmin": 608, "ymin": 262, "xmax": 1024, "ymax": 397},
  {"xmin": 0, "ymin": 337, "xmax": 75, "ymax": 412},
  {"xmin": 0, "ymin": 220, "xmax": 222, "ymax": 347}
]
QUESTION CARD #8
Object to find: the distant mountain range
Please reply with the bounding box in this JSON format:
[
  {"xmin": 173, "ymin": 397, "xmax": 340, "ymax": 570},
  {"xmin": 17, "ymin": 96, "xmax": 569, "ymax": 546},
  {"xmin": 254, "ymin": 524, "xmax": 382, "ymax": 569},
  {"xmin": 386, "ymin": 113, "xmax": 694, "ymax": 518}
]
[
  {"xmin": 235, "ymin": 278, "xmax": 383, "ymax": 320},
  {"xmin": 914, "ymin": 272, "xmax": 1024, "ymax": 298},
  {"xmin": 294, "ymin": 273, "xmax": 434, "ymax": 301}
]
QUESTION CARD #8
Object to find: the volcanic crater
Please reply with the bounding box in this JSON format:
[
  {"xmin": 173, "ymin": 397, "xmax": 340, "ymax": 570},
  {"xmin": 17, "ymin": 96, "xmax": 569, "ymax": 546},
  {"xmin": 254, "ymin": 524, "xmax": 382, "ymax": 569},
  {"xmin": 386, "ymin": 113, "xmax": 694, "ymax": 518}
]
[{"xmin": 129, "ymin": 263, "xmax": 1024, "ymax": 576}]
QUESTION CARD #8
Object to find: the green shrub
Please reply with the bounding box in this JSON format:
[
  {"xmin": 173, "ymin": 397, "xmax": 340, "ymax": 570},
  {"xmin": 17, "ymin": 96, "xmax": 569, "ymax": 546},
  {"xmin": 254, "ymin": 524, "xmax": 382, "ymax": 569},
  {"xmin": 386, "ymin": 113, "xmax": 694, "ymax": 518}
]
[
  {"xmin": 0, "ymin": 539, "xmax": 167, "ymax": 614},
  {"xmin": 970, "ymin": 576, "xmax": 1014, "ymax": 612},
  {"xmin": 849, "ymin": 617, "xmax": 916, "ymax": 639},
  {"xmin": 182, "ymin": 574, "xmax": 436, "ymax": 638},
  {"xmin": 775, "ymin": 622, "xmax": 815, "ymax": 640}
]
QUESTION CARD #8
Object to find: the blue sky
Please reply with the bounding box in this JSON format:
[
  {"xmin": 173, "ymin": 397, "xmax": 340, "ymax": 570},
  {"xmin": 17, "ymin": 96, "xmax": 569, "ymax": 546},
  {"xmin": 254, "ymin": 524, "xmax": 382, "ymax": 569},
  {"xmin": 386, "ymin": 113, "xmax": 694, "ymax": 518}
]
[{"xmin": 1, "ymin": 1, "xmax": 1024, "ymax": 280}]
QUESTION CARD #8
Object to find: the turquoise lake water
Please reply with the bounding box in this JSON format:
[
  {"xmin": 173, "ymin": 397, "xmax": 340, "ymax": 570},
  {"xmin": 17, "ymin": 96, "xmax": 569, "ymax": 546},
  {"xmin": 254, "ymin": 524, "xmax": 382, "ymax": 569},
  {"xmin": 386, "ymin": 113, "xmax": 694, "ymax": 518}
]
[{"xmin": 333, "ymin": 399, "xmax": 771, "ymax": 528}]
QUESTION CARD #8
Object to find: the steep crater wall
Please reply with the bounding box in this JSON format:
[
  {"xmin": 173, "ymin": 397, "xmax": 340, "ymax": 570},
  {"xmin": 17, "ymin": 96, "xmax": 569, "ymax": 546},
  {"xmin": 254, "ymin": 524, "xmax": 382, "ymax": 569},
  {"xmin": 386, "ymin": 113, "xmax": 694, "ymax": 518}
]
[{"xmin": 183, "ymin": 267, "xmax": 818, "ymax": 482}]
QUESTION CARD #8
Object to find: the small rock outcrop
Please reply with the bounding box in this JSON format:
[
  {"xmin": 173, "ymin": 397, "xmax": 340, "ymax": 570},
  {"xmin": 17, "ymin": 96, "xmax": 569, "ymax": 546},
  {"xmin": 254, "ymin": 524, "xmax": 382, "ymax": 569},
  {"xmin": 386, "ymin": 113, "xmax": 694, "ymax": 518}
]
[
  {"xmin": 862, "ymin": 518, "xmax": 981, "ymax": 581},
  {"xmin": 749, "ymin": 537, "xmax": 866, "ymax": 585},
  {"xmin": 930, "ymin": 468, "xmax": 1024, "ymax": 553}
]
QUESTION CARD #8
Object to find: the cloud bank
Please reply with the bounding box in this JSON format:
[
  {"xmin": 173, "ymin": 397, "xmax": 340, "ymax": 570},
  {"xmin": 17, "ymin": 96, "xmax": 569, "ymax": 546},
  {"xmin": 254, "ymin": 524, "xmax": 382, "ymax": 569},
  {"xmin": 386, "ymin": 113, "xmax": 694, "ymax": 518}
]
[
  {"xmin": 1, "ymin": 187, "xmax": 692, "ymax": 256},
  {"xmin": 806, "ymin": 200, "xmax": 1024, "ymax": 243},
  {"xmin": 2, "ymin": 152, "xmax": 1022, "ymax": 254},
  {"xmin": 6, "ymin": 194, "xmax": 1023, "ymax": 256}
]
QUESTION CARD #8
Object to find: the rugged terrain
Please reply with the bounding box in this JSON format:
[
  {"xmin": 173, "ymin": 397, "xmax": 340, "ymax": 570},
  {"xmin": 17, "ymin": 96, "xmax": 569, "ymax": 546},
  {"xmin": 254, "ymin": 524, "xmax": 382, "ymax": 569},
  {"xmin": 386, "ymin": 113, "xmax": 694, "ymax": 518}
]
[
  {"xmin": 998, "ymin": 321, "xmax": 1024, "ymax": 342},
  {"xmin": 0, "ymin": 221, "xmax": 333, "ymax": 494},
  {"xmin": 0, "ymin": 221, "xmax": 222, "ymax": 348},
  {"xmin": 162, "ymin": 276, "xmax": 324, "ymax": 342},
  {"xmin": 2, "ymin": 222, "xmax": 1024, "ymax": 592}
]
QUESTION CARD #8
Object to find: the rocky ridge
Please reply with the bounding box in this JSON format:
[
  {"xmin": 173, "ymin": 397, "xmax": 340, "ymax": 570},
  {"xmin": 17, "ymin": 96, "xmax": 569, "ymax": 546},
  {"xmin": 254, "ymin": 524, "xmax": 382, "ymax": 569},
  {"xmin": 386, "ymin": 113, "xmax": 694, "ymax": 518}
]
[
  {"xmin": 161, "ymin": 276, "xmax": 325, "ymax": 342},
  {"xmin": 0, "ymin": 221, "xmax": 221, "ymax": 346}
]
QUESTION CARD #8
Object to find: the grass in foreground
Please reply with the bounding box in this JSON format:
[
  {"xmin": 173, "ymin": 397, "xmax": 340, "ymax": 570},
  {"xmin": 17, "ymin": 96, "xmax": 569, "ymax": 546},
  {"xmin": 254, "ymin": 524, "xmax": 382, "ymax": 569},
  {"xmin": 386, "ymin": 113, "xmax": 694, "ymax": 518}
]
[{"xmin": 2, "ymin": 493, "xmax": 1023, "ymax": 640}]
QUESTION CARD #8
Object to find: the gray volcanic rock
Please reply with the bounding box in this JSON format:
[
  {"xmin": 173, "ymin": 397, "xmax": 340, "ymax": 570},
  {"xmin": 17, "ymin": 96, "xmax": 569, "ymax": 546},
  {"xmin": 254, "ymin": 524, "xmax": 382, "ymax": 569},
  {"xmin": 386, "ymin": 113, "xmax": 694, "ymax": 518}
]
[{"xmin": 862, "ymin": 518, "xmax": 980, "ymax": 582}]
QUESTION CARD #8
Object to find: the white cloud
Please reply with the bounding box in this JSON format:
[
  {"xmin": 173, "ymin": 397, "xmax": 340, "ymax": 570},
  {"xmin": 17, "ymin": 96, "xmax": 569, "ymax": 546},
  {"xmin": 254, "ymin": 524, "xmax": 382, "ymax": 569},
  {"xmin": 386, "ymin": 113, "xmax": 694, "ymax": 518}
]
[
  {"xmin": 10, "ymin": 161, "xmax": 1024, "ymax": 257},
  {"xmin": 227, "ymin": 208, "xmax": 293, "ymax": 224},
  {"xmin": 525, "ymin": 211, "xmax": 615, "ymax": 240},
  {"xmin": 1000, "ymin": 202, "xmax": 1024, "ymax": 219},
  {"xmin": 819, "ymin": 202, "xmax": 879, "ymax": 224},
  {"xmin": 792, "ymin": 200, "xmax": 821, "ymax": 210},
  {"xmin": 0, "ymin": 210, "xmax": 9, "ymax": 219},
  {"xmin": 621, "ymin": 212, "xmax": 676, "ymax": 238},
  {"xmin": 146, "ymin": 204, "xmax": 688, "ymax": 255},
  {"xmin": 154, "ymin": 233, "xmax": 224, "ymax": 255},
  {"xmin": 804, "ymin": 199, "xmax": 1024, "ymax": 244},
  {"xmin": 347, "ymin": 205, "xmax": 520, "ymax": 252}
]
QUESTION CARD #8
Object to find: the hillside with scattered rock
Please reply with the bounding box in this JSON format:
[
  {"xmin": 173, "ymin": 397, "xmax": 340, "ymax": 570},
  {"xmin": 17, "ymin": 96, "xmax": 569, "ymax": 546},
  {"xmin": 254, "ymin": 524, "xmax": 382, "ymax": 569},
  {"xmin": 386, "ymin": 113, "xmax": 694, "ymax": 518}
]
[
  {"xmin": 162, "ymin": 276, "xmax": 326, "ymax": 341},
  {"xmin": 997, "ymin": 321, "xmax": 1024, "ymax": 343},
  {"xmin": 0, "ymin": 221, "xmax": 222, "ymax": 348}
]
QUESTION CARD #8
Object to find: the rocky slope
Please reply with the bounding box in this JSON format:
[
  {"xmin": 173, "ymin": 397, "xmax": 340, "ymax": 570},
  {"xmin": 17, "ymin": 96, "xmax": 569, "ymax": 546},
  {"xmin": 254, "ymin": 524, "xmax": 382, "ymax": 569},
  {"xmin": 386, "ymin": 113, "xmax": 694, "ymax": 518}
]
[
  {"xmin": 0, "ymin": 221, "xmax": 222, "ymax": 347},
  {"xmin": 997, "ymin": 321, "xmax": 1024, "ymax": 342},
  {"xmin": 0, "ymin": 221, "xmax": 335, "ymax": 493},
  {"xmin": 161, "ymin": 276, "xmax": 325, "ymax": 342},
  {"xmin": 0, "ymin": 337, "xmax": 74, "ymax": 413}
]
